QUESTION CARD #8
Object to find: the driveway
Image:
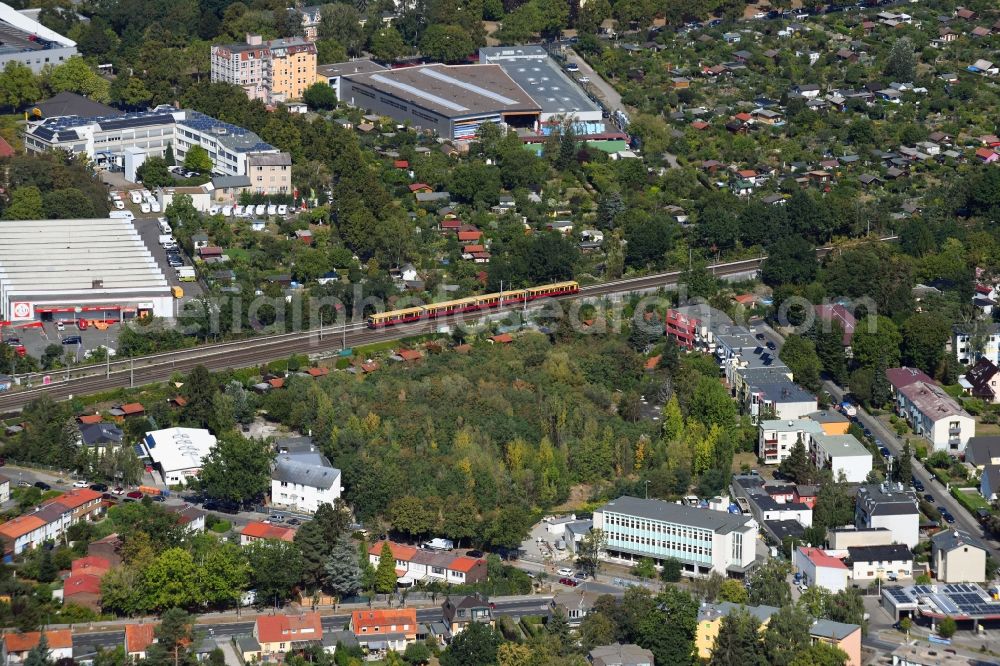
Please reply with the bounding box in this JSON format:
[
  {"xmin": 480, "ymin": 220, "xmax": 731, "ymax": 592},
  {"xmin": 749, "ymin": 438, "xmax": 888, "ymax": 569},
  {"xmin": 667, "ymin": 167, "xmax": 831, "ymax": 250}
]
[{"xmin": 564, "ymin": 48, "xmax": 622, "ymax": 114}]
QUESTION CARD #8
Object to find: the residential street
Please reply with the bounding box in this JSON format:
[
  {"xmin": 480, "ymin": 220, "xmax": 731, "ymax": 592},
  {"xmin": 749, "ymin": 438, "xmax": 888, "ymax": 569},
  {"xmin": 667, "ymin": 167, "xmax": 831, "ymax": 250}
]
[
  {"xmin": 753, "ymin": 320, "xmax": 1000, "ymax": 560},
  {"xmin": 823, "ymin": 378, "xmax": 1000, "ymax": 560}
]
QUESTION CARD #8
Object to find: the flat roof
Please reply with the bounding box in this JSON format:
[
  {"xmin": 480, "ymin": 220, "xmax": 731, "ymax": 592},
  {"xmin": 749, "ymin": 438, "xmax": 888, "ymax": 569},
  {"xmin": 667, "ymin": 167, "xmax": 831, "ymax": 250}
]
[
  {"xmin": 760, "ymin": 419, "xmax": 824, "ymax": 434},
  {"xmin": 345, "ymin": 64, "xmax": 541, "ymax": 119},
  {"xmin": 318, "ymin": 59, "xmax": 387, "ymax": 78},
  {"xmin": 812, "ymin": 433, "xmax": 871, "ymax": 458},
  {"xmin": 597, "ymin": 496, "xmax": 755, "ymax": 535},
  {"xmin": 884, "ymin": 583, "xmax": 1000, "ymax": 620},
  {"xmin": 479, "ymin": 46, "xmax": 600, "ymax": 117},
  {"xmin": 142, "ymin": 427, "xmax": 217, "ymax": 473},
  {"xmin": 0, "ymin": 218, "xmax": 169, "ymax": 295}
]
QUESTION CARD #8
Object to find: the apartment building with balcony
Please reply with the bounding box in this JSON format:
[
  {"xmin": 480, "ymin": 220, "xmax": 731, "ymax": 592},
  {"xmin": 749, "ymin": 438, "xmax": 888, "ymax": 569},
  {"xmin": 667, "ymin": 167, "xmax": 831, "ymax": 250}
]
[
  {"xmin": 211, "ymin": 34, "xmax": 317, "ymax": 103},
  {"xmin": 810, "ymin": 433, "xmax": 873, "ymax": 483},
  {"xmin": 952, "ymin": 322, "xmax": 1000, "ymax": 366},
  {"xmin": 664, "ymin": 308, "xmax": 701, "ymax": 350},
  {"xmin": 757, "ymin": 418, "xmax": 823, "ymax": 464},
  {"xmin": 886, "ymin": 367, "xmax": 975, "ymax": 454}
]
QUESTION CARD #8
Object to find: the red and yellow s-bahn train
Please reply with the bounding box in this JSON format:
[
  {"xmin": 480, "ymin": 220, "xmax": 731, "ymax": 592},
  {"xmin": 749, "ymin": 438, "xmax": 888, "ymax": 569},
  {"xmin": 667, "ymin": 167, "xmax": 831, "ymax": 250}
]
[{"xmin": 367, "ymin": 281, "xmax": 580, "ymax": 328}]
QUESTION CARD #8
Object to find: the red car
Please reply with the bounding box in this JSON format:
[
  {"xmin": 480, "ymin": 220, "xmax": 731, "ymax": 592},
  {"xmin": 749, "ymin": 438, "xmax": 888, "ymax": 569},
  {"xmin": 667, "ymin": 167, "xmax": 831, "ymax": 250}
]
[
  {"xmin": 559, "ymin": 578, "xmax": 579, "ymax": 587},
  {"xmin": 126, "ymin": 490, "xmax": 143, "ymax": 499}
]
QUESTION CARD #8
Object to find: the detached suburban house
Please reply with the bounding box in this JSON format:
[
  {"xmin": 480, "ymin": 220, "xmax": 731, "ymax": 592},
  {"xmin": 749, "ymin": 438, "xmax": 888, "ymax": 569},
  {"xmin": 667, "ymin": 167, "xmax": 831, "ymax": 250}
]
[{"xmin": 368, "ymin": 541, "xmax": 487, "ymax": 585}]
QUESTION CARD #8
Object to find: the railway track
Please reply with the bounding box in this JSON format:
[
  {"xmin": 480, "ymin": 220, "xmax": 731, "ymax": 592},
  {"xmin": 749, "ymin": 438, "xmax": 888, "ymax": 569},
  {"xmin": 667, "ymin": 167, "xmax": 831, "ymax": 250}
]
[{"xmin": 0, "ymin": 240, "xmax": 893, "ymax": 411}]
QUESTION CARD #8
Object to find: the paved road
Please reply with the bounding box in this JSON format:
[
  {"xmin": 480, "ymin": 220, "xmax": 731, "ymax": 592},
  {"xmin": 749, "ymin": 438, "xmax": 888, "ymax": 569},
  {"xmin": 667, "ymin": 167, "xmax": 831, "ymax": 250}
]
[
  {"xmin": 754, "ymin": 320, "xmax": 1000, "ymax": 560},
  {"xmin": 69, "ymin": 597, "xmax": 554, "ymax": 650},
  {"xmin": 563, "ymin": 48, "xmax": 622, "ymax": 114},
  {"xmin": 823, "ymin": 379, "xmax": 1000, "ymax": 560}
]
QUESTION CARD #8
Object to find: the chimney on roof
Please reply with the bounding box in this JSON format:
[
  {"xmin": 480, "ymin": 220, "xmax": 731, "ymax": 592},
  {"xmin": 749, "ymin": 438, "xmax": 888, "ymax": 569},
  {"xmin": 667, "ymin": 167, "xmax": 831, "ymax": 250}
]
[{"xmin": 247, "ymin": 34, "xmax": 263, "ymax": 46}]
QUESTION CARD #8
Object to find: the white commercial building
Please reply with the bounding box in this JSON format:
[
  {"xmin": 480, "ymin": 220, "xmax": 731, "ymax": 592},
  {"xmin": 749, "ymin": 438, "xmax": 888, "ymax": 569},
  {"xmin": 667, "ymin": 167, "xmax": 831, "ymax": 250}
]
[
  {"xmin": 810, "ymin": 433, "xmax": 873, "ymax": 483},
  {"xmin": 271, "ymin": 448, "xmax": 342, "ymax": 514},
  {"xmin": 593, "ymin": 496, "xmax": 759, "ymax": 578},
  {"xmin": 0, "ymin": 218, "xmax": 172, "ymax": 322},
  {"xmin": 0, "ymin": 3, "xmax": 76, "ymax": 73},
  {"xmin": 758, "ymin": 419, "xmax": 823, "ymax": 465},
  {"xmin": 793, "ymin": 546, "xmax": 849, "ymax": 593},
  {"xmin": 855, "ymin": 484, "xmax": 920, "ymax": 549},
  {"xmin": 23, "ymin": 107, "xmax": 279, "ymax": 177},
  {"xmin": 141, "ymin": 427, "xmax": 217, "ymax": 486},
  {"xmin": 478, "ymin": 46, "xmax": 603, "ymax": 123}
]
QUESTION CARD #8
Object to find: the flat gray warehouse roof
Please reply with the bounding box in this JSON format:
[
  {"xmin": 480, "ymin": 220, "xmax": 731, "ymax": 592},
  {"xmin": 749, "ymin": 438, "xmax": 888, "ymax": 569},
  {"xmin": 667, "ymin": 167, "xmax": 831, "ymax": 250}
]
[
  {"xmin": 0, "ymin": 218, "xmax": 169, "ymax": 295},
  {"xmin": 345, "ymin": 64, "xmax": 541, "ymax": 119},
  {"xmin": 479, "ymin": 46, "xmax": 601, "ymax": 117},
  {"xmin": 318, "ymin": 59, "xmax": 386, "ymax": 79}
]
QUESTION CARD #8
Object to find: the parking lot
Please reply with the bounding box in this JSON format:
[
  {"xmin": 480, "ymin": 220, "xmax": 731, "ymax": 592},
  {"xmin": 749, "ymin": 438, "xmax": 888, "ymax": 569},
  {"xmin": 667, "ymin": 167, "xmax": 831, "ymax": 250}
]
[{"xmin": 132, "ymin": 216, "xmax": 201, "ymax": 298}]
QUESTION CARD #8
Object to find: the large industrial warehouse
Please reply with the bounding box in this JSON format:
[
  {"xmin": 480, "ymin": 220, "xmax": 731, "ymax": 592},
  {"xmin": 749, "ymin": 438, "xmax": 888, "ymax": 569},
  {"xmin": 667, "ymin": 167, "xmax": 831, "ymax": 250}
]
[
  {"xmin": 478, "ymin": 46, "xmax": 603, "ymax": 123},
  {"xmin": 0, "ymin": 218, "xmax": 173, "ymax": 323},
  {"xmin": 340, "ymin": 63, "xmax": 542, "ymax": 140}
]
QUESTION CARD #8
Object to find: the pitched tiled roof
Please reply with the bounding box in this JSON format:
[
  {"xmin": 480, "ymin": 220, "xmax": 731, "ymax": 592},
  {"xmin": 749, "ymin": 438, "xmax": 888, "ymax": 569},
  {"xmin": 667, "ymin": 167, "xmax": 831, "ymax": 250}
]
[
  {"xmin": 125, "ymin": 623, "xmax": 157, "ymax": 655},
  {"xmin": 64, "ymin": 573, "xmax": 102, "ymax": 596},
  {"xmin": 0, "ymin": 514, "xmax": 46, "ymax": 540},
  {"xmin": 256, "ymin": 612, "xmax": 322, "ymax": 644},
  {"xmin": 368, "ymin": 540, "xmax": 417, "ymax": 561},
  {"xmin": 241, "ymin": 522, "xmax": 296, "ymax": 542},
  {"xmin": 351, "ymin": 609, "xmax": 417, "ymax": 634},
  {"xmin": 4, "ymin": 630, "xmax": 73, "ymax": 652}
]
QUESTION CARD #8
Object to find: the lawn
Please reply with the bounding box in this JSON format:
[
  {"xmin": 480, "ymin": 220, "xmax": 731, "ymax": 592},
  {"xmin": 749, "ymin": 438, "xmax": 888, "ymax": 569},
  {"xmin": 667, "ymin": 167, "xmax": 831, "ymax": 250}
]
[{"xmin": 952, "ymin": 488, "xmax": 992, "ymax": 513}]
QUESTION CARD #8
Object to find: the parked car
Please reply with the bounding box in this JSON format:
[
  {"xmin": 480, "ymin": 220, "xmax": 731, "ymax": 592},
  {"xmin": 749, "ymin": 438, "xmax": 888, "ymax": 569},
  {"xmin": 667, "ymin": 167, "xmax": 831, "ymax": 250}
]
[
  {"xmin": 126, "ymin": 491, "xmax": 144, "ymax": 499},
  {"xmin": 113, "ymin": 487, "xmax": 125, "ymax": 495},
  {"xmin": 943, "ymin": 513, "xmax": 956, "ymax": 524},
  {"xmin": 557, "ymin": 567, "xmax": 574, "ymax": 576},
  {"xmin": 466, "ymin": 549, "xmax": 485, "ymax": 559},
  {"xmin": 913, "ymin": 480, "xmax": 924, "ymax": 492},
  {"xmin": 56, "ymin": 321, "xmax": 64, "ymax": 331},
  {"xmin": 61, "ymin": 335, "xmax": 82, "ymax": 345},
  {"xmin": 254, "ymin": 204, "xmax": 266, "ymax": 216},
  {"xmin": 565, "ymin": 62, "xmax": 579, "ymax": 72},
  {"xmin": 90, "ymin": 483, "xmax": 108, "ymax": 492},
  {"xmin": 559, "ymin": 577, "xmax": 579, "ymax": 587},
  {"xmin": 73, "ymin": 480, "xmax": 89, "ymax": 488},
  {"xmin": 152, "ymin": 495, "xmax": 166, "ymax": 502},
  {"xmin": 286, "ymin": 518, "xmax": 300, "ymax": 526},
  {"xmin": 277, "ymin": 204, "xmax": 288, "ymax": 216},
  {"xmin": 766, "ymin": 341, "xmax": 776, "ymax": 350},
  {"xmin": 34, "ymin": 481, "xmax": 50, "ymax": 491},
  {"xmin": 924, "ymin": 494, "xmax": 935, "ymax": 503},
  {"xmin": 101, "ymin": 493, "xmax": 115, "ymax": 500}
]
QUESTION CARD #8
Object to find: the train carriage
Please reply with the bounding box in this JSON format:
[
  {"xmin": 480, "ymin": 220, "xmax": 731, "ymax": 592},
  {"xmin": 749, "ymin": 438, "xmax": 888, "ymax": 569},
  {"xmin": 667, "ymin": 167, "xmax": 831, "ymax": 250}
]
[{"xmin": 367, "ymin": 281, "xmax": 580, "ymax": 328}]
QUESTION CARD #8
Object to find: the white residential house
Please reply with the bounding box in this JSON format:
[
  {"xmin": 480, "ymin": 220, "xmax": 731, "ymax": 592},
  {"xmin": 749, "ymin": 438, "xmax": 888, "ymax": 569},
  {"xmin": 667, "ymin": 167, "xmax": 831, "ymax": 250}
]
[
  {"xmin": 793, "ymin": 547, "xmax": 848, "ymax": 593},
  {"xmin": 758, "ymin": 419, "xmax": 824, "ymax": 465},
  {"xmin": 931, "ymin": 529, "xmax": 988, "ymax": 583},
  {"xmin": 270, "ymin": 443, "xmax": 342, "ymax": 514},
  {"xmin": 855, "ymin": 484, "xmax": 919, "ymax": 549},
  {"xmin": 893, "ymin": 379, "xmax": 975, "ymax": 454},
  {"xmin": 952, "ymin": 323, "xmax": 1000, "ymax": 366},
  {"xmin": 809, "ymin": 433, "xmax": 873, "ymax": 483},
  {"xmin": 846, "ymin": 544, "xmax": 913, "ymax": 582}
]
